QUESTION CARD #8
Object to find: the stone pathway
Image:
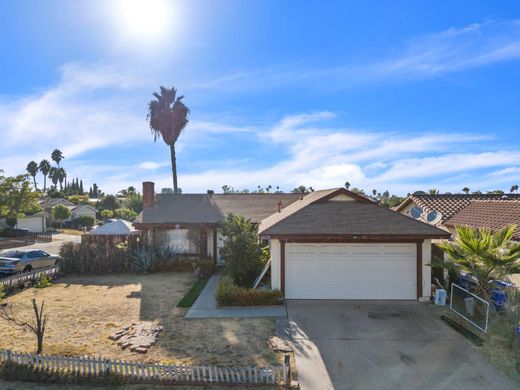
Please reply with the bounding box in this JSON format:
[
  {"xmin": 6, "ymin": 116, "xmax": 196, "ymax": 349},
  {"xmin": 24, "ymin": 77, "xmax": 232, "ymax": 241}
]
[
  {"xmin": 109, "ymin": 322, "xmax": 163, "ymax": 354},
  {"xmin": 185, "ymin": 271, "xmax": 287, "ymax": 319}
]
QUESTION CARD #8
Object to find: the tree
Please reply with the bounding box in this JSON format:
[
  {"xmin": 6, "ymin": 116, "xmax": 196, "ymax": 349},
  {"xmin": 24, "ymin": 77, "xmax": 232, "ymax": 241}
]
[
  {"xmin": 26, "ymin": 161, "xmax": 39, "ymax": 190},
  {"xmin": 219, "ymin": 214, "xmax": 267, "ymax": 287},
  {"xmin": 52, "ymin": 205, "xmax": 71, "ymax": 228},
  {"xmin": 51, "ymin": 149, "xmax": 64, "ymax": 167},
  {"xmin": 344, "ymin": 181, "xmax": 350, "ymax": 190},
  {"xmin": 487, "ymin": 190, "xmax": 504, "ymax": 195},
  {"xmin": 372, "ymin": 189, "xmax": 377, "ymax": 197},
  {"xmin": 147, "ymin": 86, "xmax": 190, "ymax": 193},
  {"xmin": 100, "ymin": 209, "xmax": 113, "ymax": 219},
  {"xmin": 462, "ymin": 187, "xmax": 470, "ymax": 194},
  {"xmin": 222, "ymin": 185, "xmax": 234, "ymax": 194},
  {"xmin": 38, "ymin": 160, "xmax": 51, "ymax": 192},
  {"xmin": 54, "ymin": 167, "xmax": 66, "ymax": 191},
  {"xmin": 291, "ymin": 185, "xmax": 310, "ymax": 194},
  {"xmin": 0, "ymin": 174, "xmax": 41, "ymax": 219},
  {"xmin": 123, "ymin": 193, "xmax": 143, "ymax": 213},
  {"xmin": 96, "ymin": 195, "xmax": 121, "ymax": 211},
  {"xmin": 511, "ymin": 185, "xmax": 519, "ymax": 193},
  {"xmin": 432, "ymin": 225, "xmax": 520, "ymax": 300},
  {"xmin": 114, "ymin": 208, "xmax": 138, "ymax": 221},
  {"xmin": 0, "ymin": 299, "xmax": 48, "ymax": 354},
  {"xmin": 428, "ymin": 188, "xmax": 439, "ymax": 195}
]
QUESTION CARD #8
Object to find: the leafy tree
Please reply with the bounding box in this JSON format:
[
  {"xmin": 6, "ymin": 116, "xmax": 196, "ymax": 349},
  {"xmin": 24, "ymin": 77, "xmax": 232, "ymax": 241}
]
[
  {"xmin": 73, "ymin": 215, "xmax": 95, "ymax": 229},
  {"xmin": 96, "ymin": 195, "xmax": 121, "ymax": 211},
  {"xmin": 26, "ymin": 161, "xmax": 39, "ymax": 190},
  {"xmin": 52, "ymin": 205, "xmax": 71, "ymax": 228},
  {"xmin": 100, "ymin": 209, "xmax": 113, "ymax": 219},
  {"xmin": 147, "ymin": 86, "xmax": 190, "ymax": 193},
  {"xmin": 511, "ymin": 185, "xmax": 519, "ymax": 193},
  {"xmin": 344, "ymin": 181, "xmax": 350, "ymax": 190},
  {"xmin": 350, "ymin": 187, "xmax": 365, "ymax": 195},
  {"xmin": 462, "ymin": 187, "xmax": 470, "ymax": 194},
  {"xmin": 487, "ymin": 189, "xmax": 505, "ymax": 195},
  {"xmin": 161, "ymin": 188, "xmax": 175, "ymax": 194},
  {"xmin": 432, "ymin": 225, "xmax": 520, "ymax": 300},
  {"xmin": 114, "ymin": 208, "xmax": 138, "ymax": 221},
  {"xmin": 67, "ymin": 195, "xmax": 90, "ymax": 205},
  {"xmin": 222, "ymin": 185, "xmax": 234, "ymax": 194},
  {"xmin": 123, "ymin": 193, "xmax": 143, "ymax": 213},
  {"xmin": 0, "ymin": 174, "xmax": 41, "ymax": 219},
  {"xmin": 38, "ymin": 160, "xmax": 51, "ymax": 192},
  {"xmin": 51, "ymin": 149, "xmax": 64, "ymax": 167},
  {"xmin": 219, "ymin": 214, "xmax": 267, "ymax": 287},
  {"xmin": 291, "ymin": 185, "xmax": 311, "ymax": 194}
]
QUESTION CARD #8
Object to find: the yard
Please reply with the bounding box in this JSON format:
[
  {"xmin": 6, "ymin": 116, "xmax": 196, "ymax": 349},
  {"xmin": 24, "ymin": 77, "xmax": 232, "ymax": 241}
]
[{"xmin": 0, "ymin": 272, "xmax": 281, "ymax": 367}]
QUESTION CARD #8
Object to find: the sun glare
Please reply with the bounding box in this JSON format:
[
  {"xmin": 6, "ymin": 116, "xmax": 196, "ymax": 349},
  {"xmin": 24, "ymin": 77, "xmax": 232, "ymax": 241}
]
[{"xmin": 114, "ymin": 0, "xmax": 173, "ymax": 44}]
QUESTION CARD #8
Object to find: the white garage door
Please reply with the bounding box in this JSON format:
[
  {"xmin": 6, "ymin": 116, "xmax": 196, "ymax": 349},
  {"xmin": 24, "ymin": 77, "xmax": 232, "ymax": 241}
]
[
  {"xmin": 285, "ymin": 243, "xmax": 417, "ymax": 300},
  {"xmin": 16, "ymin": 217, "xmax": 44, "ymax": 233}
]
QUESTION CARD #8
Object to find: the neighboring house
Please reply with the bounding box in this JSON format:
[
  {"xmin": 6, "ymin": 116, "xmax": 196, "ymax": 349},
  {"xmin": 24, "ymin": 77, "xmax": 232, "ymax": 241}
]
[
  {"xmin": 15, "ymin": 211, "xmax": 49, "ymax": 233},
  {"xmin": 135, "ymin": 182, "xmax": 448, "ymax": 300},
  {"xmin": 39, "ymin": 198, "xmax": 97, "ymax": 223},
  {"xmin": 68, "ymin": 204, "xmax": 97, "ymax": 221},
  {"xmin": 395, "ymin": 193, "xmax": 520, "ymax": 238}
]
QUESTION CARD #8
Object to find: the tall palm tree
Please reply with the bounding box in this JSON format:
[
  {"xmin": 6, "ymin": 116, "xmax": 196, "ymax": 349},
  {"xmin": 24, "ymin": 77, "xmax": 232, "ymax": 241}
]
[
  {"xmin": 54, "ymin": 167, "xmax": 66, "ymax": 191},
  {"xmin": 49, "ymin": 167, "xmax": 59, "ymax": 189},
  {"xmin": 26, "ymin": 161, "xmax": 39, "ymax": 190},
  {"xmin": 39, "ymin": 159, "xmax": 51, "ymax": 192},
  {"xmin": 147, "ymin": 86, "xmax": 190, "ymax": 193},
  {"xmin": 51, "ymin": 149, "xmax": 64, "ymax": 167},
  {"xmin": 462, "ymin": 187, "xmax": 470, "ymax": 194}
]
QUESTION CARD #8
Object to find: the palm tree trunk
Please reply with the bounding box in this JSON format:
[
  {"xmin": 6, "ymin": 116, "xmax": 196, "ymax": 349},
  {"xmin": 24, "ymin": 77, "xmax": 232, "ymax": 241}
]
[
  {"xmin": 32, "ymin": 176, "xmax": 37, "ymax": 191},
  {"xmin": 43, "ymin": 175, "xmax": 47, "ymax": 192},
  {"xmin": 170, "ymin": 144, "xmax": 178, "ymax": 193}
]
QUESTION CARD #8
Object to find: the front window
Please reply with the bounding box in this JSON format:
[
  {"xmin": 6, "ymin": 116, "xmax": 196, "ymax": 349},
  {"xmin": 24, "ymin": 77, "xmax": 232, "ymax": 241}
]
[{"xmin": 167, "ymin": 229, "xmax": 196, "ymax": 253}]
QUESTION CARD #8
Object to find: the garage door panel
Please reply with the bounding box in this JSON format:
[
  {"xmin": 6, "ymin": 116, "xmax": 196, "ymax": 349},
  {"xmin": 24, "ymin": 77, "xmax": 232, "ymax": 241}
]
[{"xmin": 285, "ymin": 243, "xmax": 416, "ymax": 300}]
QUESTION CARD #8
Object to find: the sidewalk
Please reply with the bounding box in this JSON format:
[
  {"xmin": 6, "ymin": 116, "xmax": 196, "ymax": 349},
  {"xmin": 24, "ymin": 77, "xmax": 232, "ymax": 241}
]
[{"xmin": 185, "ymin": 271, "xmax": 287, "ymax": 319}]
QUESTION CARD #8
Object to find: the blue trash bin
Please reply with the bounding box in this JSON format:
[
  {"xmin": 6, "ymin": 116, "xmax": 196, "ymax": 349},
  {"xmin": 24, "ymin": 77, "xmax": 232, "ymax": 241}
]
[{"xmin": 490, "ymin": 280, "xmax": 512, "ymax": 311}]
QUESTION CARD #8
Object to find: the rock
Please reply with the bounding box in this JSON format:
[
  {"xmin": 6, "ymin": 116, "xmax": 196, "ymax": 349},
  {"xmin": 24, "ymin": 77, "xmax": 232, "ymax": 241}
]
[
  {"xmin": 109, "ymin": 321, "xmax": 163, "ymax": 353},
  {"xmin": 269, "ymin": 336, "xmax": 293, "ymax": 353}
]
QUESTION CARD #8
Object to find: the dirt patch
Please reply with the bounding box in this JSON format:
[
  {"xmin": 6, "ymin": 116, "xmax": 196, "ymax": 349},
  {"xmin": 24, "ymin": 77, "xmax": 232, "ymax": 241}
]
[{"xmin": 0, "ymin": 272, "xmax": 281, "ymax": 367}]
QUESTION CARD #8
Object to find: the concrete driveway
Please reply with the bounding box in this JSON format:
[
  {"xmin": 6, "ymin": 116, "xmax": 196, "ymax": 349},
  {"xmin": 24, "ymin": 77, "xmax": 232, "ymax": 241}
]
[{"xmin": 285, "ymin": 300, "xmax": 516, "ymax": 390}]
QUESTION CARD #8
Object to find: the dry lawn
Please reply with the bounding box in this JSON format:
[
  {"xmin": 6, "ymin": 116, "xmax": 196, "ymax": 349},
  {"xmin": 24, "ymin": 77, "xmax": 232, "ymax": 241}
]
[{"xmin": 0, "ymin": 272, "xmax": 281, "ymax": 367}]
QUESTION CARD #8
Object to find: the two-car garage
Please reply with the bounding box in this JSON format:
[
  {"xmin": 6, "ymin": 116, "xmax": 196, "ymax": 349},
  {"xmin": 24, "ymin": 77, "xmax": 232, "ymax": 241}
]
[
  {"xmin": 259, "ymin": 188, "xmax": 451, "ymax": 301},
  {"xmin": 284, "ymin": 243, "xmax": 417, "ymax": 300}
]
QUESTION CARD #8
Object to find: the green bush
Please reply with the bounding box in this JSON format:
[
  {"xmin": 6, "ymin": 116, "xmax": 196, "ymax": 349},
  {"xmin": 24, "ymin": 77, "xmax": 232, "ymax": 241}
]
[
  {"xmin": 114, "ymin": 207, "xmax": 138, "ymax": 222},
  {"xmin": 35, "ymin": 274, "xmax": 52, "ymax": 289},
  {"xmin": 216, "ymin": 275, "xmax": 283, "ymax": 306},
  {"xmin": 219, "ymin": 214, "xmax": 268, "ymax": 287},
  {"xmin": 72, "ymin": 215, "xmax": 95, "ymax": 229}
]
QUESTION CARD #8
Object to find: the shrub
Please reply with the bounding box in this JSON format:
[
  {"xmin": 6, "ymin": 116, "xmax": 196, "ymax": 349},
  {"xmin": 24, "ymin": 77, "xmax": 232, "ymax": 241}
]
[
  {"xmin": 67, "ymin": 195, "xmax": 90, "ymax": 205},
  {"xmin": 114, "ymin": 208, "xmax": 138, "ymax": 222},
  {"xmin": 72, "ymin": 215, "xmax": 95, "ymax": 229},
  {"xmin": 219, "ymin": 214, "xmax": 268, "ymax": 287},
  {"xmin": 100, "ymin": 209, "xmax": 113, "ymax": 219},
  {"xmin": 52, "ymin": 205, "xmax": 71, "ymax": 228},
  {"xmin": 130, "ymin": 247, "xmax": 155, "ymax": 273},
  {"xmin": 35, "ymin": 274, "xmax": 52, "ymax": 289},
  {"xmin": 59, "ymin": 240, "xmax": 130, "ymax": 274},
  {"xmin": 216, "ymin": 275, "xmax": 282, "ymax": 306}
]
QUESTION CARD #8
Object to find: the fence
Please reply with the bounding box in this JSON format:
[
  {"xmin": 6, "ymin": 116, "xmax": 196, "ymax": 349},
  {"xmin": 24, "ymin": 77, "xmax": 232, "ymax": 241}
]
[
  {"xmin": 0, "ymin": 232, "xmax": 52, "ymax": 250},
  {"xmin": 0, "ymin": 265, "xmax": 60, "ymax": 288},
  {"xmin": 0, "ymin": 349, "xmax": 288, "ymax": 386}
]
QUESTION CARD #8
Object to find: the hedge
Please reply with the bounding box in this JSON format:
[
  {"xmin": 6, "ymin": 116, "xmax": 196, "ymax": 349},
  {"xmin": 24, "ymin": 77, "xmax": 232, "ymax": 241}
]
[{"xmin": 216, "ymin": 275, "xmax": 283, "ymax": 306}]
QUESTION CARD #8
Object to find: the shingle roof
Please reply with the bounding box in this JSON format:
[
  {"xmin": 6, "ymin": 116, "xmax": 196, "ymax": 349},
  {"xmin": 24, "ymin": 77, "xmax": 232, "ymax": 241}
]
[
  {"xmin": 395, "ymin": 194, "xmax": 520, "ymax": 223},
  {"xmin": 39, "ymin": 198, "xmax": 74, "ymax": 210},
  {"xmin": 258, "ymin": 188, "xmax": 450, "ymax": 238},
  {"xmin": 134, "ymin": 193, "xmax": 303, "ymax": 225},
  {"xmin": 444, "ymin": 200, "xmax": 520, "ymax": 240}
]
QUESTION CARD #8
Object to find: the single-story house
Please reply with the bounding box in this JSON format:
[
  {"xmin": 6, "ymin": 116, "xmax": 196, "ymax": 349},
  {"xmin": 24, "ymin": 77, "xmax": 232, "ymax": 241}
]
[
  {"xmin": 15, "ymin": 211, "xmax": 49, "ymax": 233},
  {"xmin": 39, "ymin": 197, "xmax": 75, "ymax": 210},
  {"xmin": 135, "ymin": 182, "xmax": 449, "ymax": 300},
  {"xmin": 39, "ymin": 198, "xmax": 97, "ymax": 223}
]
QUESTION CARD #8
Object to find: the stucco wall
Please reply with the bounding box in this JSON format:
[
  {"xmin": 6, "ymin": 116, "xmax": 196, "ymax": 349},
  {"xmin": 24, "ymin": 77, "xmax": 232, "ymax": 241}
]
[
  {"xmin": 422, "ymin": 239, "xmax": 432, "ymax": 298},
  {"xmin": 270, "ymin": 239, "xmax": 281, "ymax": 290}
]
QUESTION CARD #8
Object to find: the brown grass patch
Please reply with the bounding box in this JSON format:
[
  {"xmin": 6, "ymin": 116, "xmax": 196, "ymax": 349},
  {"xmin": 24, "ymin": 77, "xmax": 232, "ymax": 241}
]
[{"xmin": 0, "ymin": 272, "xmax": 280, "ymax": 367}]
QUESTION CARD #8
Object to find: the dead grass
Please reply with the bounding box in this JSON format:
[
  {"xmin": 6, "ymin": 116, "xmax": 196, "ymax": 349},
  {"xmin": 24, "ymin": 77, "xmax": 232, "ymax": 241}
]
[
  {"xmin": 0, "ymin": 272, "xmax": 281, "ymax": 367},
  {"xmin": 57, "ymin": 229, "xmax": 84, "ymax": 236}
]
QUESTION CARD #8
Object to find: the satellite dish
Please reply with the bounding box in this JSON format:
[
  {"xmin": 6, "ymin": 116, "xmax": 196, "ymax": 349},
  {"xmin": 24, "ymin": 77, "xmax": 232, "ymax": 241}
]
[
  {"xmin": 426, "ymin": 210, "xmax": 442, "ymax": 225},
  {"xmin": 410, "ymin": 206, "xmax": 423, "ymax": 219}
]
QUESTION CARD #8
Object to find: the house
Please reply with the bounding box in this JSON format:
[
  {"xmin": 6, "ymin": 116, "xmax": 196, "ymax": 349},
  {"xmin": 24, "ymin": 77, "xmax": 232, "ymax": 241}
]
[
  {"xmin": 135, "ymin": 182, "xmax": 449, "ymax": 300},
  {"xmin": 395, "ymin": 193, "xmax": 520, "ymax": 238},
  {"xmin": 39, "ymin": 198, "xmax": 97, "ymax": 223}
]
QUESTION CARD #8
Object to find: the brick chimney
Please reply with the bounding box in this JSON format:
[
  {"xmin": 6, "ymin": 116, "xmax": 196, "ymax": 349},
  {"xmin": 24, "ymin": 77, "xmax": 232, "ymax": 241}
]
[{"xmin": 143, "ymin": 181, "xmax": 155, "ymax": 207}]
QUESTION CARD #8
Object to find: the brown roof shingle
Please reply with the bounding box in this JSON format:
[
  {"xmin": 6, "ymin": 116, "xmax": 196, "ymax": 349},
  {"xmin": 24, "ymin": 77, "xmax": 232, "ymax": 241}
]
[
  {"xmin": 259, "ymin": 188, "xmax": 450, "ymax": 238},
  {"xmin": 445, "ymin": 200, "xmax": 520, "ymax": 240}
]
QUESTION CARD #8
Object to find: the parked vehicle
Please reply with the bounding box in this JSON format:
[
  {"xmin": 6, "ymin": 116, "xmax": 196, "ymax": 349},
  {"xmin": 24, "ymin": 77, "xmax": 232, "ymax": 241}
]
[{"xmin": 0, "ymin": 249, "xmax": 61, "ymax": 274}]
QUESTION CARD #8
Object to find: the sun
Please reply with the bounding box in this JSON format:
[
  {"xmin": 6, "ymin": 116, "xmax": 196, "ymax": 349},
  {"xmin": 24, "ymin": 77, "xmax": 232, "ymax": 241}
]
[{"xmin": 113, "ymin": 0, "xmax": 173, "ymax": 43}]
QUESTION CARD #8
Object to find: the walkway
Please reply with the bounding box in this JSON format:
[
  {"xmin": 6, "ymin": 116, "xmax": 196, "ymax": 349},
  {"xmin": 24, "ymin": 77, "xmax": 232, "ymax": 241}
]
[{"xmin": 185, "ymin": 271, "xmax": 287, "ymax": 319}]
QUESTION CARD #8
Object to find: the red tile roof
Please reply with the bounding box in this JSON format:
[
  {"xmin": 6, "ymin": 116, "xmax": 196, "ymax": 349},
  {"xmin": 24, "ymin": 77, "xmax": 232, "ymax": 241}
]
[{"xmin": 444, "ymin": 200, "xmax": 520, "ymax": 240}]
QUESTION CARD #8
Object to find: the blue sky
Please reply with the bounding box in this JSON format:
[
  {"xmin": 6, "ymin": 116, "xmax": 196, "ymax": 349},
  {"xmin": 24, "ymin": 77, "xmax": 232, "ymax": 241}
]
[{"xmin": 1, "ymin": 0, "xmax": 520, "ymax": 195}]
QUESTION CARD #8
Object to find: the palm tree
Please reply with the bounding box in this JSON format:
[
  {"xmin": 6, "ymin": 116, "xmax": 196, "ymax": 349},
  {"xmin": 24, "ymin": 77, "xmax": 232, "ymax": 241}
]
[
  {"xmin": 51, "ymin": 149, "xmax": 64, "ymax": 167},
  {"xmin": 49, "ymin": 167, "xmax": 59, "ymax": 189},
  {"xmin": 26, "ymin": 161, "xmax": 39, "ymax": 190},
  {"xmin": 344, "ymin": 181, "xmax": 350, "ymax": 190},
  {"xmin": 147, "ymin": 86, "xmax": 190, "ymax": 193},
  {"xmin": 39, "ymin": 159, "xmax": 51, "ymax": 192},
  {"xmin": 54, "ymin": 167, "xmax": 66, "ymax": 191},
  {"xmin": 462, "ymin": 187, "xmax": 470, "ymax": 194},
  {"xmin": 511, "ymin": 184, "xmax": 519, "ymax": 193},
  {"xmin": 428, "ymin": 188, "xmax": 440, "ymax": 195},
  {"xmin": 433, "ymin": 225, "xmax": 520, "ymax": 300}
]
